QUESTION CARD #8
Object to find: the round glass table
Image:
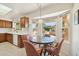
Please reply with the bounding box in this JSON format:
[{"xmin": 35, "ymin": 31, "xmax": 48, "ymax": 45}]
[
  {"xmin": 30, "ymin": 36, "xmax": 55, "ymax": 56},
  {"xmin": 30, "ymin": 36, "xmax": 55, "ymax": 44}
]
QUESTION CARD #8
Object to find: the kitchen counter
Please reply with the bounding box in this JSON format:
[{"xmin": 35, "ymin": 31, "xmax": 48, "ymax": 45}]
[
  {"xmin": 0, "ymin": 32, "xmax": 28, "ymax": 35},
  {"xmin": 0, "ymin": 28, "xmax": 28, "ymax": 35},
  {"xmin": 0, "ymin": 32, "xmax": 28, "ymax": 48},
  {"xmin": 7, "ymin": 32, "xmax": 28, "ymax": 35},
  {"xmin": 0, "ymin": 28, "xmax": 28, "ymax": 47}
]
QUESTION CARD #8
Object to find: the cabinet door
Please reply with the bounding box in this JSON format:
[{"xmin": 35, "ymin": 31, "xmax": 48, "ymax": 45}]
[
  {"xmin": 18, "ymin": 35, "xmax": 24, "ymax": 48},
  {"xmin": 20, "ymin": 19, "xmax": 25, "ymax": 27},
  {"xmin": 5, "ymin": 21, "xmax": 12, "ymax": 28},
  {"xmin": 0, "ymin": 20, "xmax": 3, "ymax": 28},
  {"xmin": 0, "ymin": 20, "xmax": 5, "ymax": 28},
  {"xmin": 0, "ymin": 20, "xmax": 12, "ymax": 28},
  {"xmin": 0, "ymin": 34, "xmax": 6, "ymax": 43},
  {"xmin": 6, "ymin": 34, "xmax": 13, "ymax": 43},
  {"xmin": 20, "ymin": 17, "xmax": 29, "ymax": 28},
  {"xmin": 3, "ymin": 20, "xmax": 6, "ymax": 27}
]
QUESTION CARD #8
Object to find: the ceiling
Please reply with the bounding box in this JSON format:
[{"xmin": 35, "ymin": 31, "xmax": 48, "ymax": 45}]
[
  {"xmin": 0, "ymin": 3, "xmax": 73, "ymax": 21},
  {"xmin": 0, "ymin": 3, "xmax": 52, "ymax": 20}
]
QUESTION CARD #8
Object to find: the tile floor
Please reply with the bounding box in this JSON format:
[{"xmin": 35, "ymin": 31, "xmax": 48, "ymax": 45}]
[
  {"xmin": 0, "ymin": 42, "xmax": 26, "ymax": 56},
  {"xmin": 0, "ymin": 41, "xmax": 71, "ymax": 56},
  {"xmin": 60, "ymin": 41, "xmax": 71, "ymax": 56}
]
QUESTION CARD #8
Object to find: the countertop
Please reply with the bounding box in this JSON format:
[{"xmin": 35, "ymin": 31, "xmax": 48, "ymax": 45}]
[
  {"xmin": 0, "ymin": 28, "xmax": 28, "ymax": 35},
  {"xmin": 7, "ymin": 32, "xmax": 28, "ymax": 35}
]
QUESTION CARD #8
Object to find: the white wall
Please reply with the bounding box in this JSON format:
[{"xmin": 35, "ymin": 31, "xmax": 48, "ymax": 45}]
[{"xmin": 71, "ymin": 3, "xmax": 79, "ymax": 56}]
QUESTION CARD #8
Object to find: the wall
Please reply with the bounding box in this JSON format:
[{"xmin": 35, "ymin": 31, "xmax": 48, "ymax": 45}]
[
  {"xmin": 0, "ymin": 16, "xmax": 12, "ymax": 21},
  {"xmin": 71, "ymin": 3, "xmax": 79, "ymax": 56}
]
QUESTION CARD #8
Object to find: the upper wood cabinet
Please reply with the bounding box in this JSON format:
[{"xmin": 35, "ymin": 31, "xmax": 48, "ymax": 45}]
[
  {"xmin": 5, "ymin": 21, "xmax": 12, "ymax": 28},
  {"xmin": 0, "ymin": 20, "xmax": 5, "ymax": 28},
  {"xmin": 0, "ymin": 20, "xmax": 12, "ymax": 28},
  {"xmin": 20, "ymin": 16, "xmax": 29, "ymax": 27}
]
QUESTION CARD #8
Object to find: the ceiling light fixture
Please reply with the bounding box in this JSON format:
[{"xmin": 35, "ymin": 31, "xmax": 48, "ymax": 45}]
[{"xmin": 37, "ymin": 3, "xmax": 43, "ymax": 23}]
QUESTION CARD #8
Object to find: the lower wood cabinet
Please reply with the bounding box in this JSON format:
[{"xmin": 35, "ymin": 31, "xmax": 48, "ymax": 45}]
[
  {"xmin": 6, "ymin": 33, "xmax": 13, "ymax": 44},
  {"xmin": 18, "ymin": 35, "xmax": 24, "ymax": 48},
  {"xmin": 0, "ymin": 33, "xmax": 27, "ymax": 48},
  {"xmin": 0, "ymin": 33, "xmax": 6, "ymax": 43}
]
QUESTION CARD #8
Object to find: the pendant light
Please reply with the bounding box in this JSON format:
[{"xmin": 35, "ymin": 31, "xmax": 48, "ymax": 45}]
[
  {"xmin": 37, "ymin": 3, "xmax": 43, "ymax": 23},
  {"xmin": 39, "ymin": 3, "xmax": 42, "ymax": 20},
  {"xmin": 37, "ymin": 3, "xmax": 43, "ymax": 41}
]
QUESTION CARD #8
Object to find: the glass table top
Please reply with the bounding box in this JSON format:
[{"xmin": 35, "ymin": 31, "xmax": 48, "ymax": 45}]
[{"xmin": 30, "ymin": 36, "xmax": 55, "ymax": 44}]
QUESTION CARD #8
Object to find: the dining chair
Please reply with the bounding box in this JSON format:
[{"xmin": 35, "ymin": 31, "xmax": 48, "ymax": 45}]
[
  {"xmin": 21, "ymin": 35, "xmax": 33, "ymax": 45},
  {"xmin": 21, "ymin": 35, "xmax": 31, "ymax": 41},
  {"xmin": 21, "ymin": 35, "xmax": 37, "ymax": 45},
  {"xmin": 23, "ymin": 40, "xmax": 42, "ymax": 56},
  {"xmin": 46, "ymin": 38, "xmax": 64, "ymax": 56}
]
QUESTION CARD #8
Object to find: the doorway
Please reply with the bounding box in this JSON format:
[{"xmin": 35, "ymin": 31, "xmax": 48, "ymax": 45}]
[
  {"xmin": 59, "ymin": 13, "xmax": 71, "ymax": 55},
  {"xmin": 62, "ymin": 14, "xmax": 70, "ymax": 42}
]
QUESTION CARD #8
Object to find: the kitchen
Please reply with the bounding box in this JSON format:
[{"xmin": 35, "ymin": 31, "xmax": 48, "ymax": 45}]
[{"xmin": 0, "ymin": 16, "xmax": 29, "ymax": 48}]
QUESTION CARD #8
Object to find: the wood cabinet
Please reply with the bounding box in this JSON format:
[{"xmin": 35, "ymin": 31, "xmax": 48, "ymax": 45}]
[
  {"xmin": 20, "ymin": 18, "xmax": 25, "ymax": 27},
  {"xmin": 3, "ymin": 20, "xmax": 6, "ymax": 28},
  {"xmin": 0, "ymin": 33, "xmax": 6, "ymax": 43},
  {"xmin": 5, "ymin": 21, "xmax": 12, "ymax": 28},
  {"xmin": 18, "ymin": 35, "xmax": 24, "ymax": 48},
  {"xmin": 0, "ymin": 20, "xmax": 12, "ymax": 28},
  {"xmin": 0, "ymin": 33, "xmax": 13, "ymax": 43},
  {"xmin": 20, "ymin": 16, "xmax": 29, "ymax": 27},
  {"xmin": 0, "ymin": 20, "xmax": 5, "ymax": 28},
  {"xmin": 6, "ymin": 33, "xmax": 13, "ymax": 44}
]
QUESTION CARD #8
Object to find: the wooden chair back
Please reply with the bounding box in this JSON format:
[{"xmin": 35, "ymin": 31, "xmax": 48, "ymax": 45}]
[
  {"xmin": 23, "ymin": 41, "xmax": 39, "ymax": 56},
  {"xmin": 54, "ymin": 38, "xmax": 64, "ymax": 55}
]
